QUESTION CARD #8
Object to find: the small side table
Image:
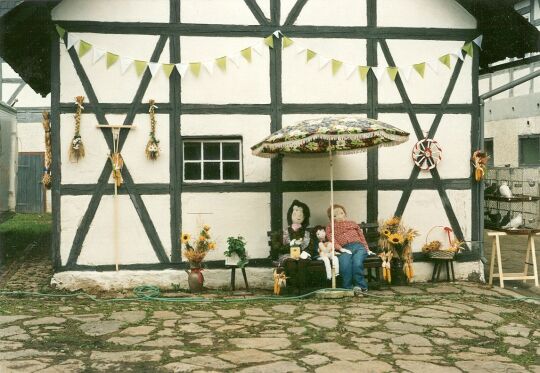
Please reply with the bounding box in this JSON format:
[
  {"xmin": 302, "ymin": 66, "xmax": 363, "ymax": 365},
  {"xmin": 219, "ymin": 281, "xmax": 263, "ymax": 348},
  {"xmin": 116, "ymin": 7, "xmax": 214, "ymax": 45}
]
[
  {"xmin": 488, "ymin": 229, "xmax": 539, "ymax": 289},
  {"xmin": 227, "ymin": 265, "xmax": 249, "ymax": 291},
  {"xmin": 431, "ymin": 258, "xmax": 455, "ymax": 282}
]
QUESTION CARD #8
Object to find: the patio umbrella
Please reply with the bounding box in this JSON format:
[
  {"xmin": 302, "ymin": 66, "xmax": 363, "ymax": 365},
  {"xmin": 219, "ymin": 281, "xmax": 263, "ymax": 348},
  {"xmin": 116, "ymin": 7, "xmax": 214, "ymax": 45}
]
[{"xmin": 251, "ymin": 116, "xmax": 409, "ymax": 288}]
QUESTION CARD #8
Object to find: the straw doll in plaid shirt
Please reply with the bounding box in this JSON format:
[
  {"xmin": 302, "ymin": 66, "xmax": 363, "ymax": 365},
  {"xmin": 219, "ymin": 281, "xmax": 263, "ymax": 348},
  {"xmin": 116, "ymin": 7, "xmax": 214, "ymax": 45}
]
[{"xmin": 326, "ymin": 204, "xmax": 375, "ymax": 293}]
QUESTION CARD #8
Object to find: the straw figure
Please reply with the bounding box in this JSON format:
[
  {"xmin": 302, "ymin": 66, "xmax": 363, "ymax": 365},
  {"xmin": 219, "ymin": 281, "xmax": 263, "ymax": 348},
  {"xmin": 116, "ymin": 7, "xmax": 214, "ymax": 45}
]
[
  {"xmin": 69, "ymin": 96, "xmax": 85, "ymax": 162},
  {"xmin": 145, "ymin": 99, "xmax": 160, "ymax": 160}
]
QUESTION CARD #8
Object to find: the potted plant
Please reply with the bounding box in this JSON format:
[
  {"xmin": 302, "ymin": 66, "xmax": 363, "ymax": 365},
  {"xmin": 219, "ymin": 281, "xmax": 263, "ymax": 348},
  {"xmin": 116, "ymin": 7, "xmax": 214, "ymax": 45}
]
[
  {"xmin": 181, "ymin": 224, "xmax": 216, "ymax": 292},
  {"xmin": 224, "ymin": 236, "xmax": 248, "ymax": 268}
]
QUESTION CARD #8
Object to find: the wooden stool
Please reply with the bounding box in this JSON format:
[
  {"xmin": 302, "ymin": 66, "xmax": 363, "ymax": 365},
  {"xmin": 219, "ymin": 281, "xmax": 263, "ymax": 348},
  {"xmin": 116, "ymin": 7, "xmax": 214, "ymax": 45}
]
[
  {"xmin": 227, "ymin": 265, "xmax": 249, "ymax": 291},
  {"xmin": 431, "ymin": 258, "xmax": 455, "ymax": 282}
]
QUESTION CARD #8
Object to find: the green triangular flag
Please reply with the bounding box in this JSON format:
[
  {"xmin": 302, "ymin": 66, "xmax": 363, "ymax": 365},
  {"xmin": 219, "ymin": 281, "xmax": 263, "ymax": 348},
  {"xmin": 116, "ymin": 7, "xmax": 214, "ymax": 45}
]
[
  {"xmin": 134, "ymin": 60, "xmax": 147, "ymax": 77},
  {"xmin": 438, "ymin": 54, "xmax": 451, "ymax": 69},
  {"xmin": 264, "ymin": 35, "xmax": 274, "ymax": 49},
  {"xmin": 216, "ymin": 56, "xmax": 227, "ymax": 71},
  {"xmin": 190, "ymin": 62, "xmax": 201, "ymax": 77},
  {"xmin": 387, "ymin": 66, "xmax": 399, "ymax": 81},
  {"xmin": 331, "ymin": 59, "xmax": 343, "ymax": 75},
  {"xmin": 358, "ymin": 66, "xmax": 370, "ymax": 80},
  {"xmin": 78, "ymin": 40, "xmax": 92, "ymax": 58},
  {"xmin": 413, "ymin": 62, "xmax": 426, "ymax": 78},
  {"xmin": 55, "ymin": 24, "xmax": 65, "ymax": 39},
  {"xmin": 162, "ymin": 63, "xmax": 175, "ymax": 78},
  {"xmin": 240, "ymin": 47, "xmax": 252, "ymax": 63},
  {"xmin": 282, "ymin": 36, "xmax": 294, "ymax": 48},
  {"xmin": 462, "ymin": 42, "xmax": 474, "ymax": 58},
  {"xmin": 306, "ymin": 49, "xmax": 317, "ymax": 62},
  {"xmin": 106, "ymin": 52, "xmax": 119, "ymax": 69}
]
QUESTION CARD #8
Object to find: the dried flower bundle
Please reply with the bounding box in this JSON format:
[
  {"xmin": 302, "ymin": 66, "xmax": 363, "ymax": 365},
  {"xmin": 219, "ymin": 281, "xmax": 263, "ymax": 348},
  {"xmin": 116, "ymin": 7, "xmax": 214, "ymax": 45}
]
[
  {"xmin": 69, "ymin": 96, "xmax": 85, "ymax": 162},
  {"xmin": 379, "ymin": 216, "xmax": 419, "ymax": 283},
  {"xmin": 145, "ymin": 99, "xmax": 160, "ymax": 160},
  {"xmin": 42, "ymin": 111, "xmax": 52, "ymax": 189},
  {"xmin": 181, "ymin": 225, "xmax": 216, "ymax": 268}
]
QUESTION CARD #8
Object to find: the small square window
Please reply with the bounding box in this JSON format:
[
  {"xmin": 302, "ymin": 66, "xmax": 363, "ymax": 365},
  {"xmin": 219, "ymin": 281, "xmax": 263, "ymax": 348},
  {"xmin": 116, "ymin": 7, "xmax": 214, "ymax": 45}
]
[
  {"xmin": 519, "ymin": 135, "xmax": 540, "ymax": 166},
  {"xmin": 484, "ymin": 138, "xmax": 494, "ymax": 166},
  {"xmin": 183, "ymin": 139, "xmax": 242, "ymax": 182}
]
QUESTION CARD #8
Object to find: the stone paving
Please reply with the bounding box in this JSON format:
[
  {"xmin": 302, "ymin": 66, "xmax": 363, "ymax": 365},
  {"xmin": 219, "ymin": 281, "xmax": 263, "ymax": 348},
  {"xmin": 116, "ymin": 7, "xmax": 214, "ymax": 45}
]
[{"xmin": 0, "ymin": 282, "xmax": 538, "ymax": 372}]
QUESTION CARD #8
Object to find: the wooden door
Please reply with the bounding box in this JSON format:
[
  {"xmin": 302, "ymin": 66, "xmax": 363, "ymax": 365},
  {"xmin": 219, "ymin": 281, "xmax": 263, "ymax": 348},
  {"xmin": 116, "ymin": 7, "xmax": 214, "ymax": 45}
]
[{"xmin": 16, "ymin": 153, "xmax": 44, "ymax": 213}]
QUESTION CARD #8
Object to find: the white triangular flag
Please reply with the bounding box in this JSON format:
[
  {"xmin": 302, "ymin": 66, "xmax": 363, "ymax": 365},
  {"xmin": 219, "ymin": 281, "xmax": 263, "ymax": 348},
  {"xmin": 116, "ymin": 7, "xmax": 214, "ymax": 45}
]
[
  {"xmin": 318, "ymin": 56, "xmax": 331, "ymax": 70},
  {"xmin": 371, "ymin": 66, "xmax": 386, "ymax": 80},
  {"xmin": 473, "ymin": 35, "xmax": 483, "ymax": 49},
  {"xmin": 229, "ymin": 53, "xmax": 242, "ymax": 68},
  {"xmin": 452, "ymin": 49, "xmax": 464, "ymax": 61},
  {"xmin": 252, "ymin": 43, "xmax": 264, "ymax": 56},
  {"xmin": 273, "ymin": 30, "xmax": 282, "ymax": 38},
  {"xmin": 66, "ymin": 34, "xmax": 79, "ymax": 50},
  {"xmin": 202, "ymin": 60, "xmax": 214, "ymax": 75},
  {"xmin": 148, "ymin": 62, "xmax": 160, "ymax": 76},
  {"xmin": 294, "ymin": 44, "xmax": 307, "ymax": 55},
  {"xmin": 120, "ymin": 57, "xmax": 133, "ymax": 74},
  {"xmin": 426, "ymin": 60, "xmax": 439, "ymax": 75},
  {"xmin": 92, "ymin": 48, "xmax": 106, "ymax": 64},
  {"xmin": 344, "ymin": 63, "xmax": 357, "ymax": 79},
  {"xmin": 399, "ymin": 65, "xmax": 413, "ymax": 82},
  {"xmin": 175, "ymin": 63, "xmax": 189, "ymax": 78}
]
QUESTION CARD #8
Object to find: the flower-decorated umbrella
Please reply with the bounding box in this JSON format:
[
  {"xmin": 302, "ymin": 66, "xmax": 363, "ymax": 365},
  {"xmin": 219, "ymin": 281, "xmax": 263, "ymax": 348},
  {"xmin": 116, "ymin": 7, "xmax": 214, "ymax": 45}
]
[{"xmin": 251, "ymin": 116, "xmax": 409, "ymax": 288}]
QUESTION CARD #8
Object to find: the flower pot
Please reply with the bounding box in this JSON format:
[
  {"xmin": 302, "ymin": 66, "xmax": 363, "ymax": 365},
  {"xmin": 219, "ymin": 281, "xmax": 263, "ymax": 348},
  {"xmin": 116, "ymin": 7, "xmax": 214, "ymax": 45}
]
[
  {"xmin": 225, "ymin": 253, "xmax": 240, "ymax": 266},
  {"xmin": 390, "ymin": 258, "xmax": 408, "ymax": 286},
  {"xmin": 187, "ymin": 268, "xmax": 204, "ymax": 293}
]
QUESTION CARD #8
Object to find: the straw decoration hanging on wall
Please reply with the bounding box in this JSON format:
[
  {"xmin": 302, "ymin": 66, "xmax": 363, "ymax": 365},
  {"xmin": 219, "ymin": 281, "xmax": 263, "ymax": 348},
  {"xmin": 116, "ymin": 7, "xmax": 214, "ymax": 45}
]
[
  {"xmin": 109, "ymin": 152, "xmax": 124, "ymax": 188},
  {"xmin": 42, "ymin": 111, "xmax": 52, "ymax": 189},
  {"xmin": 145, "ymin": 99, "xmax": 160, "ymax": 160},
  {"xmin": 69, "ymin": 96, "xmax": 86, "ymax": 162}
]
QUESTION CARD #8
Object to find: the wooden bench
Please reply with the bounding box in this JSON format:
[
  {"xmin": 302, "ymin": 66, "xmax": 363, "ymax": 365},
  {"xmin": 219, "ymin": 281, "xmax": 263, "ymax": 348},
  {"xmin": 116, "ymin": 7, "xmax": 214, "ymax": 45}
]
[{"xmin": 268, "ymin": 222, "xmax": 383, "ymax": 294}]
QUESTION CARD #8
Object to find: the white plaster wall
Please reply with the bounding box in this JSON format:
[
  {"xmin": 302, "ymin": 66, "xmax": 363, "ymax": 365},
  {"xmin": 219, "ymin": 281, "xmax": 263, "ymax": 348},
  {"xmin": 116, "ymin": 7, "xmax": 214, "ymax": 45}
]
[
  {"xmin": 513, "ymin": 67, "xmax": 532, "ymax": 97},
  {"xmin": 378, "ymin": 40, "xmax": 473, "ymax": 104},
  {"xmin": 180, "ymin": 0, "xmax": 261, "ymax": 25},
  {"xmin": 285, "ymin": 0, "xmax": 367, "ymax": 26},
  {"xmin": 180, "ymin": 37, "xmax": 270, "ymax": 104},
  {"xmin": 181, "ymin": 193, "xmax": 271, "ymax": 260},
  {"xmin": 78, "ymin": 195, "xmax": 160, "ymax": 265},
  {"xmin": 17, "ymin": 123, "xmax": 45, "ymax": 153},
  {"xmin": 52, "ymin": 0, "xmax": 169, "ymax": 22},
  {"xmin": 378, "ymin": 0, "xmax": 476, "ymax": 29},
  {"xmin": 59, "ymin": 34, "xmax": 170, "ymax": 104},
  {"xmin": 282, "ymin": 114, "xmax": 368, "ymax": 181},
  {"xmin": 256, "ymin": 0, "xmax": 271, "ymax": 20},
  {"xmin": 491, "ymin": 72, "xmax": 511, "ymax": 100},
  {"xmin": 180, "ymin": 115, "xmax": 271, "ymax": 183},
  {"xmin": 60, "ymin": 195, "xmax": 92, "ymax": 265},
  {"xmin": 141, "ymin": 195, "xmax": 171, "ymax": 257},
  {"xmin": 283, "ymin": 191, "xmax": 367, "ymax": 229},
  {"xmin": 282, "ymin": 38, "xmax": 367, "ymax": 104},
  {"xmin": 11, "ymin": 87, "xmax": 49, "ymax": 107},
  {"xmin": 479, "ymin": 76, "xmax": 490, "ymax": 97}
]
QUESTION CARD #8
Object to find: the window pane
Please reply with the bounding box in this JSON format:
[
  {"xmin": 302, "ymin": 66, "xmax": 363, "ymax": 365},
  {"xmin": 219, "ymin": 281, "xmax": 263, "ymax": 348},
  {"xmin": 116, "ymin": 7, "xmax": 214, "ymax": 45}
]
[
  {"xmin": 184, "ymin": 163, "xmax": 201, "ymax": 180},
  {"xmin": 484, "ymin": 139, "xmax": 494, "ymax": 166},
  {"xmin": 223, "ymin": 162, "xmax": 240, "ymax": 180},
  {"xmin": 521, "ymin": 137, "xmax": 540, "ymax": 165},
  {"xmin": 203, "ymin": 143, "xmax": 220, "ymax": 160},
  {"xmin": 222, "ymin": 142, "xmax": 240, "ymax": 160},
  {"xmin": 203, "ymin": 162, "xmax": 220, "ymax": 180},
  {"xmin": 184, "ymin": 143, "xmax": 201, "ymax": 160}
]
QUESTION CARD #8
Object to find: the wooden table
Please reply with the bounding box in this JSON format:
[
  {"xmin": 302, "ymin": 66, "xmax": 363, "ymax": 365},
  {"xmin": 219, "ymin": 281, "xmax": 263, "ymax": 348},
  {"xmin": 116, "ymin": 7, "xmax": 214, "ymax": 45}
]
[{"xmin": 487, "ymin": 229, "xmax": 539, "ymax": 288}]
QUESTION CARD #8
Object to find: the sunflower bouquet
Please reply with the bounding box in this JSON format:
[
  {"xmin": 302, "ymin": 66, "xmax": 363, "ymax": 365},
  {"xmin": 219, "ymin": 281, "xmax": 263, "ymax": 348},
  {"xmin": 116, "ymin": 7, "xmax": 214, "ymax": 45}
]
[
  {"xmin": 181, "ymin": 225, "xmax": 217, "ymax": 268},
  {"xmin": 378, "ymin": 217, "xmax": 419, "ymax": 283}
]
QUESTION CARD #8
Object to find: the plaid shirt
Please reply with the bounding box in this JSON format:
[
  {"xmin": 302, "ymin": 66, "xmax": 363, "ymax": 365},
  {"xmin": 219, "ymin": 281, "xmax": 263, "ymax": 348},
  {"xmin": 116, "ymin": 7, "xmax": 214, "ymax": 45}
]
[{"xmin": 326, "ymin": 220, "xmax": 368, "ymax": 251}]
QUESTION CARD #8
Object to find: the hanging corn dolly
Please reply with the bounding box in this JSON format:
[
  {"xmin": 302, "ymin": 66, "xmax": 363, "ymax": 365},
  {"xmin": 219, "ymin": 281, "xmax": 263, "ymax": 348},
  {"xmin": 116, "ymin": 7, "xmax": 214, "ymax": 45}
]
[
  {"xmin": 109, "ymin": 141, "xmax": 124, "ymax": 189},
  {"xmin": 69, "ymin": 96, "xmax": 86, "ymax": 162},
  {"xmin": 145, "ymin": 99, "xmax": 160, "ymax": 160},
  {"xmin": 42, "ymin": 111, "xmax": 52, "ymax": 189},
  {"xmin": 380, "ymin": 250, "xmax": 393, "ymax": 283}
]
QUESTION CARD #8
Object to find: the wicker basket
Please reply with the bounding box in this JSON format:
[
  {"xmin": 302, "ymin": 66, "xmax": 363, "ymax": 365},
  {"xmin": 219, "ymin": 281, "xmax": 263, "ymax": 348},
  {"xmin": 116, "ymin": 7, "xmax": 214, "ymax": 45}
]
[{"xmin": 424, "ymin": 226, "xmax": 456, "ymax": 260}]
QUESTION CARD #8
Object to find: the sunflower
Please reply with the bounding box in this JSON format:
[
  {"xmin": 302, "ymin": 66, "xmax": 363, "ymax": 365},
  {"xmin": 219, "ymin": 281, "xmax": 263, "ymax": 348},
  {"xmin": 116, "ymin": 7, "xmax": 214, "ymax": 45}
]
[
  {"xmin": 181, "ymin": 233, "xmax": 191, "ymax": 243},
  {"xmin": 388, "ymin": 233, "xmax": 404, "ymax": 245},
  {"xmin": 203, "ymin": 224, "xmax": 210, "ymax": 232},
  {"xmin": 208, "ymin": 242, "xmax": 216, "ymax": 250},
  {"xmin": 383, "ymin": 229, "xmax": 391, "ymax": 237},
  {"xmin": 199, "ymin": 235, "xmax": 206, "ymax": 242}
]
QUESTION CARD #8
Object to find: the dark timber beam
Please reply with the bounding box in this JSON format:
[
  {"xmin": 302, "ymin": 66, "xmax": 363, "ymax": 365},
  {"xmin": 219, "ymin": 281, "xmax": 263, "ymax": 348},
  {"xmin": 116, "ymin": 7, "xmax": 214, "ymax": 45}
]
[
  {"xmin": 283, "ymin": 0, "xmax": 309, "ymax": 26},
  {"xmin": 244, "ymin": 0, "xmax": 271, "ymax": 25}
]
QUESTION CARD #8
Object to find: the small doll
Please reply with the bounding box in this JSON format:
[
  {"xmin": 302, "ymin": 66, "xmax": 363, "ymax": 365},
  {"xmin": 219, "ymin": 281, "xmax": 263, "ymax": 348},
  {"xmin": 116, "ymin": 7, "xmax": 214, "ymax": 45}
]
[{"xmin": 314, "ymin": 226, "xmax": 339, "ymax": 280}]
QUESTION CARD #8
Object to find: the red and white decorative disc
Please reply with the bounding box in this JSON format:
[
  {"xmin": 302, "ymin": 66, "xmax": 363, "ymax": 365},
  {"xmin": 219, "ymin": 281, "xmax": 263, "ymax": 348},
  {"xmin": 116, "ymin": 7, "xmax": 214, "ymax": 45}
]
[{"xmin": 412, "ymin": 138, "xmax": 442, "ymax": 170}]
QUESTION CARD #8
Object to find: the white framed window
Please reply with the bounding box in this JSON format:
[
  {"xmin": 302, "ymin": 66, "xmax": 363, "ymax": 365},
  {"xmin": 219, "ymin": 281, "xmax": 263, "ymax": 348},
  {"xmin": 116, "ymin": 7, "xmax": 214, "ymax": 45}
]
[{"xmin": 183, "ymin": 138, "xmax": 243, "ymax": 182}]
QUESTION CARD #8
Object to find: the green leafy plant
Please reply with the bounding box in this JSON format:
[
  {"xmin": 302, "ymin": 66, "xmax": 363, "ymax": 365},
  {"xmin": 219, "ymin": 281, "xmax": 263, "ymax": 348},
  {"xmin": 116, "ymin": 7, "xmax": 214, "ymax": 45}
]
[{"xmin": 224, "ymin": 236, "xmax": 248, "ymax": 268}]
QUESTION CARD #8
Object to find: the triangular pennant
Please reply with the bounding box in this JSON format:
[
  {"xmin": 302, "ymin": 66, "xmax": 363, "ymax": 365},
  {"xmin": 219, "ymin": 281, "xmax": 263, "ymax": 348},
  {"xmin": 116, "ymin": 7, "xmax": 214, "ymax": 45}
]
[
  {"xmin": 331, "ymin": 59, "xmax": 343, "ymax": 75},
  {"xmin": 427, "ymin": 60, "xmax": 440, "ymax": 74},
  {"xmin": 162, "ymin": 63, "xmax": 175, "ymax": 78},
  {"xmin": 451, "ymin": 49, "xmax": 464, "ymax": 61},
  {"xmin": 66, "ymin": 34, "xmax": 79, "ymax": 50},
  {"xmin": 358, "ymin": 66, "xmax": 370, "ymax": 81},
  {"xmin": 344, "ymin": 63, "xmax": 357, "ymax": 79},
  {"xmin": 318, "ymin": 56, "xmax": 330, "ymax": 70},
  {"xmin": 399, "ymin": 65, "xmax": 413, "ymax": 82},
  {"xmin": 78, "ymin": 40, "xmax": 92, "ymax": 58},
  {"xmin": 371, "ymin": 66, "xmax": 386, "ymax": 80},
  {"xmin": 264, "ymin": 35, "xmax": 274, "ymax": 49},
  {"xmin": 215, "ymin": 57, "xmax": 227, "ymax": 72},
  {"xmin": 282, "ymin": 36, "xmax": 294, "ymax": 48},
  {"xmin": 412, "ymin": 62, "xmax": 426, "ymax": 78},
  {"xmin": 202, "ymin": 60, "xmax": 214, "ymax": 75},
  {"xmin": 386, "ymin": 66, "xmax": 399, "ymax": 81},
  {"xmin": 92, "ymin": 48, "xmax": 106, "ymax": 64},
  {"xmin": 473, "ymin": 35, "xmax": 483, "ymax": 49},
  {"xmin": 106, "ymin": 52, "xmax": 119, "ymax": 69},
  {"xmin": 252, "ymin": 43, "xmax": 264, "ymax": 56},
  {"xmin": 120, "ymin": 57, "xmax": 133, "ymax": 74},
  {"xmin": 240, "ymin": 47, "xmax": 252, "ymax": 62},
  {"xmin": 273, "ymin": 30, "xmax": 282, "ymax": 38},
  {"xmin": 295, "ymin": 45, "xmax": 306, "ymax": 54},
  {"xmin": 438, "ymin": 54, "xmax": 451, "ymax": 69},
  {"xmin": 306, "ymin": 49, "xmax": 317, "ymax": 62},
  {"xmin": 175, "ymin": 63, "xmax": 189, "ymax": 78},
  {"xmin": 55, "ymin": 24, "xmax": 65, "ymax": 39},
  {"xmin": 462, "ymin": 42, "xmax": 474, "ymax": 58},
  {"xmin": 190, "ymin": 62, "xmax": 201, "ymax": 77},
  {"xmin": 229, "ymin": 53, "xmax": 242, "ymax": 67},
  {"xmin": 134, "ymin": 60, "xmax": 147, "ymax": 77},
  {"xmin": 148, "ymin": 62, "xmax": 160, "ymax": 76}
]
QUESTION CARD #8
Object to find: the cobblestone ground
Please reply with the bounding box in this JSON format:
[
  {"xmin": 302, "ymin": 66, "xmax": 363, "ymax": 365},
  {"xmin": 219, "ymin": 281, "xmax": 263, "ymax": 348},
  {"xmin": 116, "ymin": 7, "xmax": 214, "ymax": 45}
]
[{"xmin": 0, "ymin": 282, "xmax": 539, "ymax": 372}]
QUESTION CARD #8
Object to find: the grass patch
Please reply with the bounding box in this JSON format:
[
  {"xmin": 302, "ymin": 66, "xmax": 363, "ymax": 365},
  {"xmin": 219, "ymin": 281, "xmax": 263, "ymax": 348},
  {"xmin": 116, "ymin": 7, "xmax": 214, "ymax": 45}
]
[{"xmin": 0, "ymin": 213, "xmax": 51, "ymax": 263}]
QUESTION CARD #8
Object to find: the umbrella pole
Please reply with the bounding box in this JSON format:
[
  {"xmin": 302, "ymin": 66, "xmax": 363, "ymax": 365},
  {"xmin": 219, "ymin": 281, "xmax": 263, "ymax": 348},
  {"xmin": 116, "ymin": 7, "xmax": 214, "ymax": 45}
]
[{"xmin": 329, "ymin": 142, "xmax": 336, "ymax": 289}]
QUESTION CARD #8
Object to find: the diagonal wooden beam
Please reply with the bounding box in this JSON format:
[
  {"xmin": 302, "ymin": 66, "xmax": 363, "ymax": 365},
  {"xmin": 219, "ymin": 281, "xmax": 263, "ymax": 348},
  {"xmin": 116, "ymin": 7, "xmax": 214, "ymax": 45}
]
[
  {"xmin": 7, "ymin": 82, "xmax": 26, "ymax": 106},
  {"xmin": 244, "ymin": 0, "xmax": 270, "ymax": 25},
  {"xmin": 283, "ymin": 0, "xmax": 309, "ymax": 26}
]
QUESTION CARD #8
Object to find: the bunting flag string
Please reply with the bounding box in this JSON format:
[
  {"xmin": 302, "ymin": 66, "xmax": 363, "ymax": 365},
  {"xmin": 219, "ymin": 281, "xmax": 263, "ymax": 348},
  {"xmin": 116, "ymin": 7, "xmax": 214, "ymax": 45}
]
[{"xmin": 56, "ymin": 24, "xmax": 482, "ymax": 83}]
